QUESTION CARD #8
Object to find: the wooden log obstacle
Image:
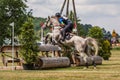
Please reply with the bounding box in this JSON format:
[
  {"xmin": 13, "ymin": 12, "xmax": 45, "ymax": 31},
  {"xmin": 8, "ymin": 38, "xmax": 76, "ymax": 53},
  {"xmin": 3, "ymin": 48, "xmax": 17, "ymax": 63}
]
[
  {"xmin": 75, "ymin": 56, "xmax": 102, "ymax": 66},
  {"xmin": 36, "ymin": 57, "xmax": 70, "ymax": 69},
  {"xmin": 37, "ymin": 44, "xmax": 71, "ymax": 69},
  {"xmin": 0, "ymin": 45, "xmax": 22, "ymax": 66},
  {"xmin": 38, "ymin": 44, "xmax": 102, "ymax": 68},
  {"xmin": 38, "ymin": 44, "xmax": 61, "ymax": 52},
  {"xmin": 38, "ymin": 44, "xmax": 61, "ymax": 57}
]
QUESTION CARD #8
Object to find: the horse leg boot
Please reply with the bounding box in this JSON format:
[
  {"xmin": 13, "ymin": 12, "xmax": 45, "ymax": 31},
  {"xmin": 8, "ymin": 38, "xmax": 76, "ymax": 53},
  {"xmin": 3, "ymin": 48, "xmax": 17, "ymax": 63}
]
[
  {"xmin": 91, "ymin": 57, "xmax": 97, "ymax": 69},
  {"xmin": 85, "ymin": 62, "xmax": 89, "ymax": 68},
  {"xmin": 45, "ymin": 35, "xmax": 49, "ymax": 44},
  {"xmin": 92, "ymin": 61, "xmax": 97, "ymax": 69}
]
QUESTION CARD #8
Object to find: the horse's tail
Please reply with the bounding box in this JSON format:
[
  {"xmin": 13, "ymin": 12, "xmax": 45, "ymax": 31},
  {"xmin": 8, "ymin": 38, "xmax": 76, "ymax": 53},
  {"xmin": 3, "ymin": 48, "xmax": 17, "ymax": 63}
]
[{"xmin": 85, "ymin": 37, "xmax": 98, "ymax": 56}]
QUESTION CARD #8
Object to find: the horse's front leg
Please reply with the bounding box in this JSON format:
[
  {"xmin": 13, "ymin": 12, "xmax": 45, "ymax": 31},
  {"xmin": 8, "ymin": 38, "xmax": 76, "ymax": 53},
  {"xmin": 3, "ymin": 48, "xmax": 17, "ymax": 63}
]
[
  {"xmin": 45, "ymin": 35, "xmax": 49, "ymax": 44},
  {"xmin": 71, "ymin": 52, "xmax": 77, "ymax": 66}
]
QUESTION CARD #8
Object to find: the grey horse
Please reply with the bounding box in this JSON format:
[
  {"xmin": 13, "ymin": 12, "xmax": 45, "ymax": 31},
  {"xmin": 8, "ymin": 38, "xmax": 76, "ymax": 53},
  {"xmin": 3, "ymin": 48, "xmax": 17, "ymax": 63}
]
[{"xmin": 44, "ymin": 16, "xmax": 98, "ymax": 69}]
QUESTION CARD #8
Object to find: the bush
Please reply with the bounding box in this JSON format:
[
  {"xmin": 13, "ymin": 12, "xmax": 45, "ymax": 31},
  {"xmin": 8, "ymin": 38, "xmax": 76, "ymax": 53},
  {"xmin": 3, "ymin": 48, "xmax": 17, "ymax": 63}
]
[
  {"xmin": 19, "ymin": 19, "xmax": 39, "ymax": 64},
  {"xmin": 98, "ymin": 40, "xmax": 111, "ymax": 60}
]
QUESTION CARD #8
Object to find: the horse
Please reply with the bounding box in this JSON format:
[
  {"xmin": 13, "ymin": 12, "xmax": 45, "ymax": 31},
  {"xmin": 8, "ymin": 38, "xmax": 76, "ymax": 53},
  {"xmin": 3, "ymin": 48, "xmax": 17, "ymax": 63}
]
[
  {"xmin": 44, "ymin": 16, "xmax": 61, "ymax": 44},
  {"xmin": 44, "ymin": 16, "xmax": 98, "ymax": 69}
]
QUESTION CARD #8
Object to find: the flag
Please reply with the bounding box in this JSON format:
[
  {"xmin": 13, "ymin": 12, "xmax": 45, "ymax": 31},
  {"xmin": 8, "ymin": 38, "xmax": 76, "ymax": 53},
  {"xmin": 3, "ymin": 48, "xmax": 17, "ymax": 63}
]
[{"xmin": 74, "ymin": 21, "xmax": 77, "ymax": 28}]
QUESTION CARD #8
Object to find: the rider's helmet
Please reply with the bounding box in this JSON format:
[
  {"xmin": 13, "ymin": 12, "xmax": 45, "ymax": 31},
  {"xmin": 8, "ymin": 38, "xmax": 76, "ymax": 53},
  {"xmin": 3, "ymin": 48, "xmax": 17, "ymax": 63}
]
[{"xmin": 55, "ymin": 12, "xmax": 61, "ymax": 17}]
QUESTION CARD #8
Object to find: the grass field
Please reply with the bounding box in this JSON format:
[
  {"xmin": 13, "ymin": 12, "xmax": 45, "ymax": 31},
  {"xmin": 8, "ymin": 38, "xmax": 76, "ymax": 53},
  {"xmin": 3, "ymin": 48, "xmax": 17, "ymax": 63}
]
[{"xmin": 0, "ymin": 50, "xmax": 120, "ymax": 80}]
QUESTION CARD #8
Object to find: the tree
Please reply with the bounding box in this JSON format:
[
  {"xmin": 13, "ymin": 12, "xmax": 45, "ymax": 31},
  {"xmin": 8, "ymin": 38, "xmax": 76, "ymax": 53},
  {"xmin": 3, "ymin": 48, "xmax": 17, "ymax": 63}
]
[
  {"xmin": 101, "ymin": 28, "xmax": 112, "ymax": 46},
  {"xmin": 69, "ymin": 11, "xmax": 75, "ymax": 22},
  {"xmin": 77, "ymin": 23, "xmax": 85, "ymax": 36},
  {"xmin": 68, "ymin": 11, "xmax": 85, "ymax": 36},
  {"xmin": 80, "ymin": 24, "xmax": 92, "ymax": 36},
  {"xmin": 33, "ymin": 17, "xmax": 49, "ymax": 38},
  {"xmin": 88, "ymin": 26, "xmax": 103, "ymax": 40},
  {"xmin": 0, "ymin": 0, "xmax": 29, "ymax": 46},
  {"xmin": 19, "ymin": 18, "xmax": 38, "ymax": 65}
]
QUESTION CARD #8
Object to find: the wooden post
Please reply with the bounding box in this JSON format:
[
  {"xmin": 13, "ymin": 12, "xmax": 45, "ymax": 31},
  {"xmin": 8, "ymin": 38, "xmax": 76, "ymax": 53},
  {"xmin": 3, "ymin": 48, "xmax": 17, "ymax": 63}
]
[
  {"xmin": 60, "ymin": 0, "xmax": 67, "ymax": 14},
  {"xmin": 1, "ymin": 52, "xmax": 5, "ymax": 66},
  {"xmin": 72, "ymin": 0, "xmax": 78, "ymax": 35},
  {"xmin": 72, "ymin": 0, "xmax": 77, "ymax": 21},
  {"xmin": 66, "ymin": 0, "xmax": 69, "ymax": 16}
]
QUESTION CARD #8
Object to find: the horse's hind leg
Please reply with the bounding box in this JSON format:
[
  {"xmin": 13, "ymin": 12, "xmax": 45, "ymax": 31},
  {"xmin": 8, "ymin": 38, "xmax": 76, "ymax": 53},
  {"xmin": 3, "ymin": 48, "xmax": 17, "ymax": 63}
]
[
  {"xmin": 83, "ymin": 56, "xmax": 89, "ymax": 69},
  {"xmin": 80, "ymin": 53, "xmax": 89, "ymax": 69},
  {"xmin": 93, "ymin": 61, "xmax": 96, "ymax": 69},
  {"xmin": 91, "ymin": 58, "xmax": 97, "ymax": 69}
]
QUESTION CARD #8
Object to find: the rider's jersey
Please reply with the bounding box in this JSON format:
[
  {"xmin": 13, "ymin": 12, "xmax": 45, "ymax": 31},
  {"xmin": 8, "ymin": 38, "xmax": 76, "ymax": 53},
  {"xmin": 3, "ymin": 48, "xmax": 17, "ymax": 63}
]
[{"xmin": 58, "ymin": 17, "xmax": 72, "ymax": 25}]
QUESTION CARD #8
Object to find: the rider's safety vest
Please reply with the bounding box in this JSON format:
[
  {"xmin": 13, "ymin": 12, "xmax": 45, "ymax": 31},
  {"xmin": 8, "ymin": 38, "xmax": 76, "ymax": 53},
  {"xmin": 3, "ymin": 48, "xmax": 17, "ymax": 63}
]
[{"xmin": 58, "ymin": 17, "xmax": 72, "ymax": 25}]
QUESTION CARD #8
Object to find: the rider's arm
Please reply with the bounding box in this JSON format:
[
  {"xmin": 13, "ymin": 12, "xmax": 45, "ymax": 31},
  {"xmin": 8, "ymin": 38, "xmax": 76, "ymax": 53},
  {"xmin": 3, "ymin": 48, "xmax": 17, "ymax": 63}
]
[
  {"xmin": 60, "ymin": 23, "xmax": 65, "ymax": 27},
  {"xmin": 59, "ymin": 18, "xmax": 65, "ymax": 27}
]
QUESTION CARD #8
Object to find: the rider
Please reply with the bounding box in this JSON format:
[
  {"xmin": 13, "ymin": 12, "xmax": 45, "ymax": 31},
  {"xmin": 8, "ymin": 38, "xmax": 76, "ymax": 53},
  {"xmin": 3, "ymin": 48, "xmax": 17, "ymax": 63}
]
[{"xmin": 55, "ymin": 12, "xmax": 73, "ymax": 41}]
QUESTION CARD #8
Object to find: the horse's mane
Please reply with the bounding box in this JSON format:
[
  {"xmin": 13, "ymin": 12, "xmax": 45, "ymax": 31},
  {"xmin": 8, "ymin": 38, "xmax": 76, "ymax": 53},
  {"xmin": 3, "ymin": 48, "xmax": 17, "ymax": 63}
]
[
  {"xmin": 51, "ymin": 16, "xmax": 56, "ymax": 18},
  {"xmin": 50, "ymin": 16, "xmax": 60, "ymax": 26}
]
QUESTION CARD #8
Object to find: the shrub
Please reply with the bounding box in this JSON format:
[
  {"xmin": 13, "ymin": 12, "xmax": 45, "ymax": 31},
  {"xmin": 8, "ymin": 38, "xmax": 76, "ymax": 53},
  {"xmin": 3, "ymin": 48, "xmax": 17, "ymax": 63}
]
[
  {"xmin": 98, "ymin": 40, "xmax": 111, "ymax": 60},
  {"xmin": 19, "ymin": 19, "xmax": 38, "ymax": 64}
]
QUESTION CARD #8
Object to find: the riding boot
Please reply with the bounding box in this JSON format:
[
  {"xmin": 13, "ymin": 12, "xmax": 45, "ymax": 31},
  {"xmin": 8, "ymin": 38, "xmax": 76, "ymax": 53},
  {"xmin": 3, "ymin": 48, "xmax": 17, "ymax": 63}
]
[
  {"xmin": 60, "ymin": 30, "xmax": 64, "ymax": 41},
  {"xmin": 62, "ymin": 31, "xmax": 66, "ymax": 41},
  {"xmin": 62, "ymin": 37, "xmax": 65, "ymax": 41}
]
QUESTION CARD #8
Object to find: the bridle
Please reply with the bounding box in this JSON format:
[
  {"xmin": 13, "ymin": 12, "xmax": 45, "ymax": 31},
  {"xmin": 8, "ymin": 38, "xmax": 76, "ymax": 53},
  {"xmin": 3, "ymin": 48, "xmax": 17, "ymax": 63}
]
[{"xmin": 45, "ymin": 16, "xmax": 52, "ymax": 27}]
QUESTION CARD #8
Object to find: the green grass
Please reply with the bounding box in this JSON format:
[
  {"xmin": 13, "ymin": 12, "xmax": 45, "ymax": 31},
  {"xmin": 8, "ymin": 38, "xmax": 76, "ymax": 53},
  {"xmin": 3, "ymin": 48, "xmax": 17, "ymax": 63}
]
[
  {"xmin": 0, "ymin": 50, "xmax": 120, "ymax": 80},
  {"xmin": 112, "ymin": 46, "xmax": 120, "ymax": 50}
]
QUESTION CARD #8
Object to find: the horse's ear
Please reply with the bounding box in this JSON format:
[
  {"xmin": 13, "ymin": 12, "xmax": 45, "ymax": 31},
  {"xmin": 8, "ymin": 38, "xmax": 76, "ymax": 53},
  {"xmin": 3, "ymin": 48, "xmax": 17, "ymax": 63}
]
[{"xmin": 48, "ymin": 16, "xmax": 50, "ymax": 20}]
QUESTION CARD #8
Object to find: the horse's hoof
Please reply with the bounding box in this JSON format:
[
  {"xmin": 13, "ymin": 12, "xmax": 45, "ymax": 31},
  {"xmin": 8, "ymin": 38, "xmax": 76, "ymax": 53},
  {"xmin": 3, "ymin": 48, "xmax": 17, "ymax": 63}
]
[
  {"xmin": 83, "ymin": 67, "xmax": 87, "ymax": 70},
  {"xmin": 71, "ymin": 64, "xmax": 76, "ymax": 67},
  {"xmin": 74, "ymin": 64, "xmax": 77, "ymax": 67},
  {"xmin": 94, "ymin": 67, "xmax": 97, "ymax": 69}
]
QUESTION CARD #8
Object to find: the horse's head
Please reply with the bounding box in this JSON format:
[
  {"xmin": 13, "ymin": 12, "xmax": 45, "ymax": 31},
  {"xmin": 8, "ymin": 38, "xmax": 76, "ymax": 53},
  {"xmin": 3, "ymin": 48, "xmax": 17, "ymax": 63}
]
[
  {"xmin": 43, "ymin": 16, "xmax": 53, "ymax": 28},
  {"xmin": 44, "ymin": 16, "xmax": 60, "ymax": 28},
  {"xmin": 45, "ymin": 16, "xmax": 51, "ymax": 27}
]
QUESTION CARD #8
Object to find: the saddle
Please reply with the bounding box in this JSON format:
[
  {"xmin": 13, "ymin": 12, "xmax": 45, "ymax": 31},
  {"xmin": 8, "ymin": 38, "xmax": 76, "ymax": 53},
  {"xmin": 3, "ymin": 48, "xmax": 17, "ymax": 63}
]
[
  {"xmin": 58, "ymin": 33, "xmax": 74, "ymax": 44},
  {"xmin": 65, "ymin": 32, "xmax": 74, "ymax": 40}
]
